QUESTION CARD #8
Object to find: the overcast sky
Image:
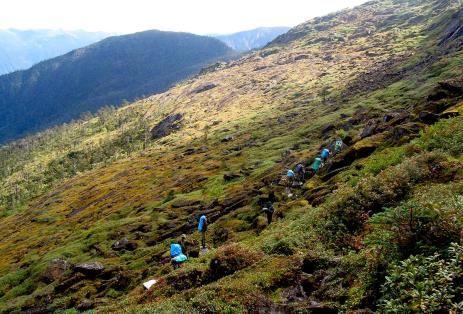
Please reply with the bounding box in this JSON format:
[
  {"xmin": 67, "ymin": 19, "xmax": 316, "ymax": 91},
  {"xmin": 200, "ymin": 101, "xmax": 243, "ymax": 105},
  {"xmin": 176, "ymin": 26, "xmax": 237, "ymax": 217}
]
[{"xmin": 0, "ymin": 0, "xmax": 368, "ymax": 35}]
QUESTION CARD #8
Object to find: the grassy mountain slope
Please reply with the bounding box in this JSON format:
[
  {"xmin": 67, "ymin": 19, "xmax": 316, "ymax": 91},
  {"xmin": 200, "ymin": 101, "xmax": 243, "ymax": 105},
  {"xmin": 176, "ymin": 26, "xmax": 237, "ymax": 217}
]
[
  {"xmin": 0, "ymin": 30, "xmax": 236, "ymax": 144},
  {"xmin": 0, "ymin": 0, "xmax": 462, "ymax": 313}
]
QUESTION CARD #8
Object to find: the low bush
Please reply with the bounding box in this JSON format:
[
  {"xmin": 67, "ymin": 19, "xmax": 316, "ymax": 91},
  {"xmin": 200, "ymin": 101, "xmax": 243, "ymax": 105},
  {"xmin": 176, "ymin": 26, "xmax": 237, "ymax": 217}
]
[
  {"xmin": 262, "ymin": 237, "xmax": 300, "ymax": 256},
  {"xmin": 358, "ymin": 146, "xmax": 406, "ymax": 177},
  {"xmin": 366, "ymin": 183, "xmax": 463, "ymax": 258},
  {"xmin": 380, "ymin": 243, "xmax": 463, "ymax": 313},
  {"xmin": 417, "ymin": 116, "xmax": 463, "ymax": 156},
  {"xmin": 322, "ymin": 151, "xmax": 446, "ymax": 245},
  {"xmin": 207, "ymin": 244, "xmax": 262, "ymax": 281},
  {"xmin": 165, "ymin": 267, "xmax": 206, "ymax": 292}
]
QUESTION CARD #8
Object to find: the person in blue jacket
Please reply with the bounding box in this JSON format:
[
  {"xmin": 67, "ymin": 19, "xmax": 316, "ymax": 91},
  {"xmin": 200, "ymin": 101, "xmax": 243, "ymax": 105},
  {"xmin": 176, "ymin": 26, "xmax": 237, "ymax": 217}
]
[
  {"xmin": 198, "ymin": 214, "xmax": 208, "ymax": 249},
  {"xmin": 170, "ymin": 242, "xmax": 188, "ymax": 269},
  {"xmin": 321, "ymin": 148, "xmax": 331, "ymax": 163}
]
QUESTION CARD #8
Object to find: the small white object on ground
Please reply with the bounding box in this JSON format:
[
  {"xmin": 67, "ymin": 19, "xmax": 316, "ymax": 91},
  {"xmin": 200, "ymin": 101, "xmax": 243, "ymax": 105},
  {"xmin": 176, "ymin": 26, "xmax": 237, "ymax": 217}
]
[{"xmin": 143, "ymin": 279, "xmax": 157, "ymax": 290}]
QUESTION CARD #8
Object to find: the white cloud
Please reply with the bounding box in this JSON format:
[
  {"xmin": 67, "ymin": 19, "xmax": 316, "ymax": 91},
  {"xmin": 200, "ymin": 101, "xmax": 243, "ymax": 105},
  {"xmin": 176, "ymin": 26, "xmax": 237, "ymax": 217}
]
[{"xmin": 0, "ymin": 0, "xmax": 368, "ymax": 34}]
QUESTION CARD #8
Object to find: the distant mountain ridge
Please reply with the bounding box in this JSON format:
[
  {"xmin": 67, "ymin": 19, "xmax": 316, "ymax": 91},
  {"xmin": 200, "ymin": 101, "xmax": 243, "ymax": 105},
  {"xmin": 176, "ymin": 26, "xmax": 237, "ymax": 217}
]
[
  {"xmin": 0, "ymin": 29, "xmax": 110, "ymax": 75},
  {"xmin": 0, "ymin": 30, "xmax": 236, "ymax": 143},
  {"xmin": 214, "ymin": 27, "xmax": 290, "ymax": 51}
]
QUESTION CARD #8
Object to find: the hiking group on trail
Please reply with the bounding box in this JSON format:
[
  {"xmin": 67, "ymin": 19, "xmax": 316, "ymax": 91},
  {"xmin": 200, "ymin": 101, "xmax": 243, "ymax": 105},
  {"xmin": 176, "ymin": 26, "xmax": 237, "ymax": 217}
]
[
  {"xmin": 155, "ymin": 137, "xmax": 345, "ymax": 276},
  {"xmin": 283, "ymin": 137, "xmax": 345, "ymax": 194}
]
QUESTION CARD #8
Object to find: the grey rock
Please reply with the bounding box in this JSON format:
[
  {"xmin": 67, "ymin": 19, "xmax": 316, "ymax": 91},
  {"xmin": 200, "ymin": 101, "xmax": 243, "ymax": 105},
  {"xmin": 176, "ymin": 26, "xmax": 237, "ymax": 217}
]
[
  {"xmin": 221, "ymin": 135, "xmax": 234, "ymax": 142},
  {"xmin": 151, "ymin": 113, "xmax": 183, "ymax": 139},
  {"xmin": 76, "ymin": 299, "xmax": 93, "ymax": 311},
  {"xmin": 192, "ymin": 83, "xmax": 217, "ymax": 94},
  {"xmin": 74, "ymin": 262, "xmax": 104, "ymax": 276},
  {"xmin": 41, "ymin": 258, "xmax": 71, "ymax": 283},
  {"xmin": 419, "ymin": 111, "xmax": 439, "ymax": 124}
]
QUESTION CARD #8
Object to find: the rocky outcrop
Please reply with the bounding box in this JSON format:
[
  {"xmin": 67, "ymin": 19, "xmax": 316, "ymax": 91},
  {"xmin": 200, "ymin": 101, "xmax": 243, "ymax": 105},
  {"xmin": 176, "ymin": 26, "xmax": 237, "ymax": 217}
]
[
  {"xmin": 171, "ymin": 199, "xmax": 203, "ymax": 208},
  {"xmin": 76, "ymin": 299, "xmax": 93, "ymax": 311},
  {"xmin": 221, "ymin": 135, "xmax": 234, "ymax": 142},
  {"xmin": 321, "ymin": 123, "xmax": 335, "ymax": 136},
  {"xmin": 223, "ymin": 172, "xmax": 241, "ymax": 182},
  {"xmin": 112, "ymin": 238, "xmax": 137, "ymax": 251},
  {"xmin": 438, "ymin": 9, "xmax": 463, "ymax": 46},
  {"xmin": 360, "ymin": 120, "xmax": 378, "ymax": 139},
  {"xmin": 427, "ymin": 77, "xmax": 463, "ymax": 102},
  {"xmin": 74, "ymin": 262, "xmax": 104, "ymax": 276},
  {"xmin": 419, "ymin": 111, "xmax": 440, "ymax": 124},
  {"xmin": 191, "ymin": 83, "xmax": 217, "ymax": 94},
  {"xmin": 41, "ymin": 258, "xmax": 71, "ymax": 284},
  {"xmin": 294, "ymin": 54, "xmax": 310, "ymax": 61},
  {"xmin": 151, "ymin": 113, "xmax": 183, "ymax": 139},
  {"xmin": 183, "ymin": 147, "xmax": 208, "ymax": 155},
  {"xmin": 440, "ymin": 111, "xmax": 460, "ymax": 119},
  {"xmin": 54, "ymin": 273, "xmax": 85, "ymax": 293}
]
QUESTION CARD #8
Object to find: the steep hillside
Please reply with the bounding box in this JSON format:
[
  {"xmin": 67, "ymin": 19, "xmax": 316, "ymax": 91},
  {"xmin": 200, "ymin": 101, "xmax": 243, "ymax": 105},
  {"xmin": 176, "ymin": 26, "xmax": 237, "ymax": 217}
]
[
  {"xmin": 214, "ymin": 27, "xmax": 290, "ymax": 51},
  {"xmin": 0, "ymin": 30, "xmax": 236, "ymax": 143},
  {"xmin": 0, "ymin": 29, "xmax": 110, "ymax": 75},
  {"xmin": 0, "ymin": 0, "xmax": 462, "ymax": 313}
]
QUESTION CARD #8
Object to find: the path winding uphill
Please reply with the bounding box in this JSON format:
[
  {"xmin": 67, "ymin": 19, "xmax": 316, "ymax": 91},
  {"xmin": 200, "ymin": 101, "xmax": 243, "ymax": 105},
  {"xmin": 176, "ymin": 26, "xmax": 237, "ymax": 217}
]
[{"xmin": 0, "ymin": 0, "xmax": 463, "ymax": 312}]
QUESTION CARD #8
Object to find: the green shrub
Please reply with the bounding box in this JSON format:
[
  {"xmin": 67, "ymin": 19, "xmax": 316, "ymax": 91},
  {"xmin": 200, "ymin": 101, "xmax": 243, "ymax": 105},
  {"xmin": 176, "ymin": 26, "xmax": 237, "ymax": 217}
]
[
  {"xmin": 106, "ymin": 288, "xmax": 122, "ymax": 298},
  {"xmin": 4, "ymin": 278, "xmax": 37, "ymax": 298},
  {"xmin": 417, "ymin": 116, "xmax": 463, "ymax": 156},
  {"xmin": 165, "ymin": 266, "xmax": 206, "ymax": 291},
  {"xmin": 188, "ymin": 290, "xmax": 244, "ymax": 314},
  {"xmin": 380, "ymin": 243, "xmax": 463, "ymax": 313},
  {"xmin": 366, "ymin": 183, "xmax": 463, "ymax": 258},
  {"xmin": 359, "ymin": 146, "xmax": 406, "ymax": 176},
  {"xmin": 162, "ymin": 190, "xmax": 175, "ymax": 204},
  {"xmin": 208, "ymin": 244, "xmax": 262, "ymax": 281},
  {"xmin": 324, "ymin": 152, "xmax": 442, "ymax": 241},
  {"xmin": 262, "ymin": 237, "xmax": 300, "ymax": 256}
]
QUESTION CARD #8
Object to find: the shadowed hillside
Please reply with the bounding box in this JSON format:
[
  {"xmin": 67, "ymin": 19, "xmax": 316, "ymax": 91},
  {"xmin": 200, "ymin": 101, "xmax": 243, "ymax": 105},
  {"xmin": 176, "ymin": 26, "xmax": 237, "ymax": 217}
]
[
  {"xmin": 0, "ymin": 0, "xmax": 462, "ymax": 313},
  {"xmin": 0, "ymin": 30, "xmax": 236, "ymax": 143}
]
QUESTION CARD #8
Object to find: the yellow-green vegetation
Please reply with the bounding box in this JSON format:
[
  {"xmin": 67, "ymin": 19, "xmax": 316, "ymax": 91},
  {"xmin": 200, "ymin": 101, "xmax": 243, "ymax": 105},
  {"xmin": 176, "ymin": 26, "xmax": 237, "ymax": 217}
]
[{"xmin": 0, "ymin": 0, "xmax": 462, "ymax": 313}]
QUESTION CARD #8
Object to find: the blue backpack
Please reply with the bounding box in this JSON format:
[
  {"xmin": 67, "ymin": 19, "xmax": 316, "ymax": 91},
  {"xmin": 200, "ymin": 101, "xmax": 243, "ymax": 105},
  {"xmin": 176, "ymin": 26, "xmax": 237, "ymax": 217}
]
[
  {"xmin": 198, "ymin": 215, "xmax": 207, "ymax": 232},
  {"xmin": 321, "ymin": 149, "xmax": 330, "ymax": 159},
  {"xmin": 170, "ymin": 243, "xmax": 182, "ymax": 258},
  {"xmin": 173, "ymin": 254, "xmax": 188, "ymax": 263}
]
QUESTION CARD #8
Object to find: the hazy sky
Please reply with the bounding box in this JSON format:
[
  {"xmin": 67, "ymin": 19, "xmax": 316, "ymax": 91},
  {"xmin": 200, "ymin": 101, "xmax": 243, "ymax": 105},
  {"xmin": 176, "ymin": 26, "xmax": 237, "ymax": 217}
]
[{"xmin": 0, "ymin": 0, "xmax": 368, "ymax": 35}]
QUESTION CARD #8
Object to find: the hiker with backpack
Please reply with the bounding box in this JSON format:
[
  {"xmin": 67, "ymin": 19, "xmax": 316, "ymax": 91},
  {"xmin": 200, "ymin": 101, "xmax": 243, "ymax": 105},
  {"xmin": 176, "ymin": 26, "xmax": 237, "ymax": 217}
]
[
  {"xmin": 170, "ymin": 242, "xmax": 188, "ymax": 269},
  {"xmin": 307, "ymin": 156, "xmax": 323, "ymax": 178},
  {"xmin": 261, "ymin": 201, "xmax": 274, "ymax": 225},
  {"xmin": 333, "ymin": 138, "xmax": 344, "ymax": 155},
  {"xmin": 287, "ymin": 169, "xmax": 296, "ymax": 186},
  {"xmin": 321, "ymin": 148, "xmax": 331, "ymax": 163},
  {"xmin": 294, "ymin": 163, "xmax": 306, "ymax": 182},
  {"xmin": 198, "ymin": 214, "xmax": 208, "ymax": 249}
]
